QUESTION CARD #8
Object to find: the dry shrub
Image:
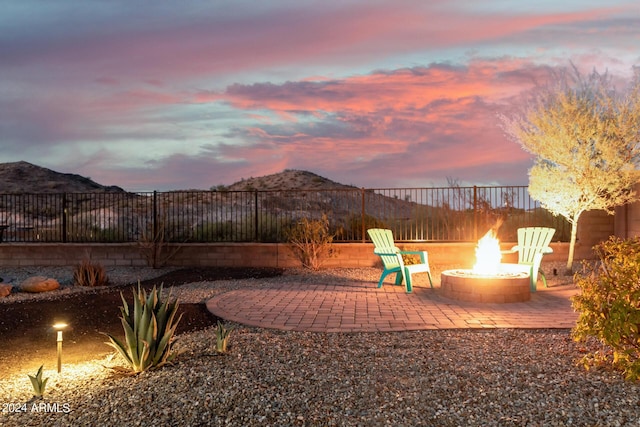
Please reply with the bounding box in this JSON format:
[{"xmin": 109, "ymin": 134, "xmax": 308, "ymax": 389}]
[
  {"xmin": 73, "ymin": 259, "xmax": 109, "ymax": 287},
  {"xmin": 401, "ymin": 245, "xmax": 422, "ymax": 265},
  {"xmin": 285, "ymin": 214, "xmax": 336, "ymax": 270},
  {"xmin": 138, "ymin": 216, "xmax": 184, "ymax": 268}
]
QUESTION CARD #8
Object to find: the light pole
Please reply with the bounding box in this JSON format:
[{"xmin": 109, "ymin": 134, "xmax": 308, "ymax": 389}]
[{"xmin": 53, "ymin": 322, "xmax": 68, "ymax": 373}]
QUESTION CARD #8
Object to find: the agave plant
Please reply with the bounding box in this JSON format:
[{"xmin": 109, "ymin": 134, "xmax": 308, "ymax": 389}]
[
  {"xmin": 103, "ymin": 283, "xmax": 183, "ymax": 373},
  {"xmin": 214, "ymin": 321, "xmax": 233, "ymax": 354},
  {"xmin": 28, "ymin": 365, "xmax": 48, "ymax": 398}
]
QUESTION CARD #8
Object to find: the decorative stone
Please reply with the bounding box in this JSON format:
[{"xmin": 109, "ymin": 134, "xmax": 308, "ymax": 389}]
[
  {"xmin": 0, "ymin": 284, "xmax": 12, "ymax": 297},
  {"xmin": 20, "ymin": 276, "xmax": 60, "ymax": 293}
]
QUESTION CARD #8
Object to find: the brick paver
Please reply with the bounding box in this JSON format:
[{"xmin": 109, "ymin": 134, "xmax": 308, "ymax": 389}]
[{"xmin": 205, "ymin": 281, "xmax": 580, "ymax": 332}]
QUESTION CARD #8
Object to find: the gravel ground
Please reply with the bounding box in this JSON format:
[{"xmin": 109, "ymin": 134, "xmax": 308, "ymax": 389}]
[
  {"xmin": 0, "ymin": 265, "xmax": 178, "ymax": 304},
  {"xmin": 1, "ymin": 263, "xmax": 639, "ymax": 426}
]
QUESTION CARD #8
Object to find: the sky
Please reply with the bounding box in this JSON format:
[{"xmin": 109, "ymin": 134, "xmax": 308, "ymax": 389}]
[{"xmin": 1, "ymin": 0, "xmax": 639, "ymax": 192}]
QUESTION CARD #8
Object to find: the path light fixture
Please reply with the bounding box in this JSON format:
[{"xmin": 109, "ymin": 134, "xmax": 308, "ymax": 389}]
[{"xmin": 53, "ymin": 322, "xmax": 68, "ymax": 373}]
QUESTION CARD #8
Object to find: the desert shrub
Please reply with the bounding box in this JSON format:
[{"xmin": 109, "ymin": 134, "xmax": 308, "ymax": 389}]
[
  {"xmin": 255, "ymin": 213, "xmax": 284, "ymax": 242},
  {"xmin": 104, "ymin": 284, "xmax": 183, "ymax": 373},
  {"xmin": 138, "ymin": 216, "xmax": 185, "ymax": 268},
  {"xmin": 73, "ymin": 259, "xmax": 109, "ymax": 287},
  {"xmin": 285, "ymin": 214, "xmax": 336, "ymax": 270},
  {"xmin": 500, "ymin": 207, "xmax": 571, "ymax": 243},
  {"xmin": 345, "ymin": 213, "xmax": 386, "ymax": 240},
  {"xmin": 195, "ymin": 221, "xmax": 234, "ymax": 242},
  {"xmin": 239, "ymin": 213, "xmax": 283, "ymax": 242},
  {"xmin": 211, "ymin": 184, "xmax": 229, "ymax": 192},
  {"xmin": 65, "ymin": 216, "xmax": 124, "ymax": 242},
  {"xmin": 572, "ymin": 236, "xmax": 640, "ymax": 381},
  {"xmin": 93, "ymin": 227, "xmax": 122, "ymax": 242},
  {"xmin": 195, "ymin": 214, "xmax": 282, "ymax": 242}
]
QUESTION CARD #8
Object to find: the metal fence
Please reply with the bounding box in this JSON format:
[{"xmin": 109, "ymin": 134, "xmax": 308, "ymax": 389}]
[{"xmin": 0, "ymin": 186, "xmax": 570, "ymax": 244}]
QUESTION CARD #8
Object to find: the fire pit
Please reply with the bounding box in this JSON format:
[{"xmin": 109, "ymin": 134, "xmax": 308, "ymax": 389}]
[
  {"xmin": 440, "ymin": 265, "xmax": 530, "ymax": 303},
  {"xmin": 440, "ymin": 225, "xmax": 530, "ymax": 303}
]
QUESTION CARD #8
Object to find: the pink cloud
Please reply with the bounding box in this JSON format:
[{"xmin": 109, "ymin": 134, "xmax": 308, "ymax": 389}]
[
  {"xmin": 63, "ymin": 59, "xmax": 572, "ymax": 190},
  {"xmin": 2, "ymin": 2, "xmax": 637, "ymax": 190},
  {"xmin": 195, "ymin": 59, "xmax": 550, "ymax": 188},
  {"xmin": 6, "ymin": 2, "xmax": 630, "ymax": 87}
]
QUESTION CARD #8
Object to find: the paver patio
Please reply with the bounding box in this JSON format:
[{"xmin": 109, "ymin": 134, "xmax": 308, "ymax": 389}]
[{"xmin": 206, "ymin": 281, "xmax": 579, "ymax": 332}]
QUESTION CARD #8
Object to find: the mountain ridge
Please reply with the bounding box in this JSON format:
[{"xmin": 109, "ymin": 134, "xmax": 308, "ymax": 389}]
[
  {"xmin": 223, "ymin": 169, "xmax": 356, "ymax": 191},
  {"xmin": 0, "ymin": 162, "xmax": 352, "ymax": 193},
  {"xmin": 0, "ymin": 161, "xmax": 125, "ymax": 193}
]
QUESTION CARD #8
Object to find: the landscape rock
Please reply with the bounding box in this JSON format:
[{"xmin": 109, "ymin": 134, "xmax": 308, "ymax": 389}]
[
  {"xmin": 0, "ymin": 284, "xmax": 12, "ymax": 297},
  {"xmin": 20, "ymin": 276, "xmax": 60, "ymax": 293}
]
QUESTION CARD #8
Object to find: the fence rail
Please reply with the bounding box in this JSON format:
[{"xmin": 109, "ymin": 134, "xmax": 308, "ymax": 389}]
[{"xmin": 0, "ymin": 186, "xmax": 570, "ymax": 244}]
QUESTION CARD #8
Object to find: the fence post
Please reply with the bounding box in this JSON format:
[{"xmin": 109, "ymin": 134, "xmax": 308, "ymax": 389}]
[
  {"xmin": 361, "ymin": 188, "xmax": 366, "ymax": 243},
  {"xmin": 254, "ymin": 190, "xmax": 259, "ymax": 242},
  {"xmin": 152, "ymin": 191, "xmax": 158, "ymax": 236},
  {"xmin": 473, "ymin": 186, "xmax": 478, "ymax": 241},
  {"xmin": 62, "ymin": 193, "xmax": 67, "ymax": 243}
]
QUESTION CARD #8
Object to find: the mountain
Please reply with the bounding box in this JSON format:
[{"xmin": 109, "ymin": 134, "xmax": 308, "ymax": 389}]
[
  {"xmin": 224, "ymin": 169, "xmax": 356, "ymax": 191},
  {"xmin": 0, "ymin": 162, "xmax": 353, "ymax": 194},
  {"xmin": 0, "ymin": 161, "xmax": 125, "ymax": 193}
]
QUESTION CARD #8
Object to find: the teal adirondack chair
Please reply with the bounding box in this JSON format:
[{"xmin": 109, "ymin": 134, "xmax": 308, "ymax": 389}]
[
  {"xmin": 509, "ymin": 227, "xmax": 555, "ymax": 292},
  {"xmin": 367, "ymin": 228, "xmax": 433, "ymax": 293}
]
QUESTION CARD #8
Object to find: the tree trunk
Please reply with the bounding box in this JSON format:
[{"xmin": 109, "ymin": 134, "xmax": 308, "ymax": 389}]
[{"xmin": 566, "ymin": 216, "xmax": 580, "ymax": 274}]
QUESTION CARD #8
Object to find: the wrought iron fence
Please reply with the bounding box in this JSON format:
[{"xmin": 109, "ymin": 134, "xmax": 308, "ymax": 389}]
[{"xmin": 0, "ymin": 186, "xmax": 570, "ymax": 244}]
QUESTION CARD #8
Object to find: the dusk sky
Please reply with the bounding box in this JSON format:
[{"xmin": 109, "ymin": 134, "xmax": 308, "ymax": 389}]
[{"xmin": 1, "ymin": 1, "xmax": 639, "ymax": 191}]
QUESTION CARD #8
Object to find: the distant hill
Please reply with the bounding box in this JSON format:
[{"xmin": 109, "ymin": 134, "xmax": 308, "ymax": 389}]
[
  {"xmin": 0, "ymin": 161, "xmax": 125, "ymax": 193},
  {"xmin": 0, "ymin": 162, "xmax": 354, "ymax": 194},
  {"xmin": 224, "ymin": 170, "xmax": 356, "ymax": 191}
]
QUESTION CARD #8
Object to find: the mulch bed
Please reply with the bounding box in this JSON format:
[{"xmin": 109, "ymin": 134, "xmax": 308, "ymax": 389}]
[{"xmin": 0, "ymin": 267, "xmax": 283, "ymax": 373}]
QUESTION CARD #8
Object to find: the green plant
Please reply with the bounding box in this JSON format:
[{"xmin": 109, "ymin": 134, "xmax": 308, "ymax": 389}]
[
  {"xmin": 572, "ymin": 236, "xmax": 640, "ymax": 380},
  {"xmin": 103, "ymin": 283, "xmax": 183, "ymax": 373},
  {"xmin": 285, "ymin": 214, "xmax": 336, "ymax": 270},
  {"xmin": 73, "ymin": 259, "xmax": 109, "ymax": 287},
  {"xmin": 28, "ymin": 365, "xmax": 48, "ymax": 398},
  {"xmin": 501, "ymin": 67, "xmax": 640, "ymax": 272},
  {"xmin": 214, "ymin": 321, "xmax": 233, "ymax": 354},
  {"xmin": 346, "ymin": 213, "xmax": 386, "ymax": 240}
]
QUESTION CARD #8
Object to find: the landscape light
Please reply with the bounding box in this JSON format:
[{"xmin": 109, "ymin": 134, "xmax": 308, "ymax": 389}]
[{"xmin": 53, "ymin": 322, "xmax": 68, "ymax": 373}]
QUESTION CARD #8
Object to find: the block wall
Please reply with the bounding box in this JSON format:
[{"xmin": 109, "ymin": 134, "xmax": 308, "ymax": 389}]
[
  {"xmin": 615, "ymin": 183, "xmax": 640, "ymax": 239},
  {"xmin": 0, "ymin": 240, "xmax": 596, "ymax": 269}
]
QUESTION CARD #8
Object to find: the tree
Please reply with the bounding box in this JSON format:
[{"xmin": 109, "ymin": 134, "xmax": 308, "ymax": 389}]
[{"xmin": 501, "ymin": 66, "xmax": 640, "ymax": 272}]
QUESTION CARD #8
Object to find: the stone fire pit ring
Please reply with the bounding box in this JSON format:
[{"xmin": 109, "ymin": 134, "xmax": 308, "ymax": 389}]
[{"xmin": 440, "ymin": 264, "xmax": 531, "ymax": 303}]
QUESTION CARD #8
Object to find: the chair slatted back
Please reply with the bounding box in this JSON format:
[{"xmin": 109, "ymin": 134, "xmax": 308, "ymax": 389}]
[
  {"xmin": 517, "ymin": 227, "xmax": 555, "ymax": 264},
  {"xmin": 367, "ymin": 228, "xmax": 401, "ymax": 269}
]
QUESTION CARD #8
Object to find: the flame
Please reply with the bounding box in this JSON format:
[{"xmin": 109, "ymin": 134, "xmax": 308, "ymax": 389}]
[{"xmin": 472, "ymin": 229, "xmax": 502, "ymax": 275}]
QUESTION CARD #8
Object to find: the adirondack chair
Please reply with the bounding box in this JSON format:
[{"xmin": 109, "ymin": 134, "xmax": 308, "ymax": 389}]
[
  {"xmin": 367, "ymin": 228, "xmax": 433, "ymax": 293},
  {"xmin": 508, "ymin": 227, "xmax": 555, "ymax": 292}
]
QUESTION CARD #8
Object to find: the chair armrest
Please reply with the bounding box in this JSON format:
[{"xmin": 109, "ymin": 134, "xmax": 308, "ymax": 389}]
[
  {"xmin": 542, "ymin": 246, "xmax": 553, "ymax": 254},
  {"xmin": 374, "ymin": 247, "xmax": 400, "ymax": 256}
]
